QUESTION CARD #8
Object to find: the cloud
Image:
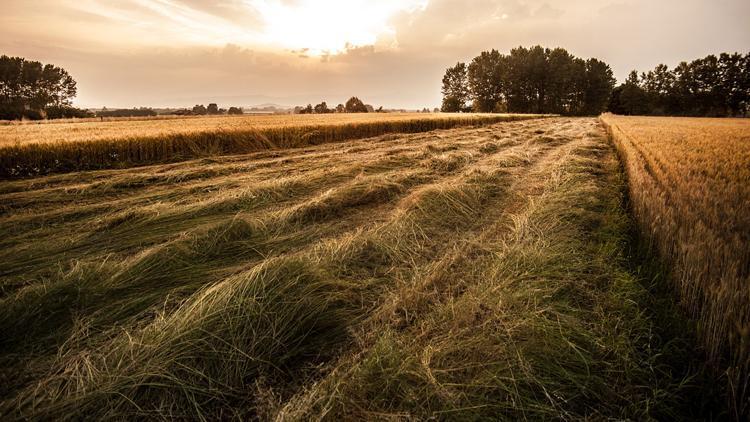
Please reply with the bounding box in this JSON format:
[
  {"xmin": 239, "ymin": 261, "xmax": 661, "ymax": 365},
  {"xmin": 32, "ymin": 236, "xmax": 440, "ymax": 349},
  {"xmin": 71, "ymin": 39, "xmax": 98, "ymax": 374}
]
[{"xmin": 2, "ymin": 0, "xmax": 749, "ymax": 108}]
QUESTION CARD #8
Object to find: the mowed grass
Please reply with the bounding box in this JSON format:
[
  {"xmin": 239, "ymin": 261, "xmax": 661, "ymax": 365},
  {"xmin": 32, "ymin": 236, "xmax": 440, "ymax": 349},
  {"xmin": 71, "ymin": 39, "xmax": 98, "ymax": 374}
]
[
  {"xmin": 601, "ymin": 114, "xmax": 750, "ymax": 418},
  {"xmin": 0, "ymin": 112, "xmax": 543, "ymax": 177},
  {"xmin": 0, "ymin": 118, "xmax": 714, "ymax": 419}
]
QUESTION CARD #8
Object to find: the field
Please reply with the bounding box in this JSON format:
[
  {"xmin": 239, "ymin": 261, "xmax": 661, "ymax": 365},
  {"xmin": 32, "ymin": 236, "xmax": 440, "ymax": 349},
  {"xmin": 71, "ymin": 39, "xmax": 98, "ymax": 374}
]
[
  {"xmin": 601, "ymin": 114, "xmax": 750, "ymax": 417},
  {"xmin": 0, "ymin": 113, "xmax": 540, "ymax": 178},
  {"xmin": 0, "ymin": 117, "xmax": 717, "ymax": 420}
]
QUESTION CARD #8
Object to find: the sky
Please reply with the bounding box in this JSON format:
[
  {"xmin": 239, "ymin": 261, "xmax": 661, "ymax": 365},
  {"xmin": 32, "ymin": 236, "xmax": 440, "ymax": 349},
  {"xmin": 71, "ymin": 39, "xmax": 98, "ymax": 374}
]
[{"xmin": 2, "ymin": 0, "xmax": 749, "ymax": 109}]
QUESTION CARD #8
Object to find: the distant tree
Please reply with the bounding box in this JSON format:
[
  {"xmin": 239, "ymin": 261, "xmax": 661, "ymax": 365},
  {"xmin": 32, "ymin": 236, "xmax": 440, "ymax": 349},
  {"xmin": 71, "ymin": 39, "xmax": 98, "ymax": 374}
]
[
  {"xmin": 640, "ymin": 63, "xmax": 676, "ymax": 114},
  {"xmin": 227, "ymin": 106, "xmax": 243, "ymax": 115},
  {"xmin": 365, "ymin": 104, "xmax": 375, "ymax": 113},
  {"xmin": 608, "ymin": 52, "xmax": 750, "ymax": 117},
  {"xmin": 192, "ymin": 104, "xmax": 207, "ymax": 115},
  {"xmin": 445, "ymin": 46, "xmax": 614, "ymax": 116},
  {"xmin": 314, "ymin": 101, "xmax": 330, "ymax": 114},
  {"xmin": 207, "ymin": 103, "xmax": 219, "ymax": 115},
  {"xmin": 0, "ymin": 55, "xmax": 79, "ymax": 120},
  {"xmin": 614, "ymin": 71, "xmax": 650, "ymax": 115},
  {"xmin": 468, "ymin": 50, "xmax": 506, "ymax": 112},
  {"xmin": 441, "ymin": 62, "xmax": 470, "ymax": 112},
  {"xmin": 376, "ymin": 106, "xmax": 384, "ymax": 112},
  {"xmin": 433, "ymin": 107, "xmax": 440, "ymax": 113},
  {"xmin": 345, "ymin": 97, "xmax": 368, "ymax": 113},
  {"xmin": 582, "ymin": 58, "xmax": 616, "ymax": 115},
  {"xmin": 96, "ymin": 107, "xmax": 157, "ymax": 118},
  {"xmin": 335, "ymin": 103, "xmax": 345, "ymax": 113},
  {"xmin": 45, "ymin": 106, "xmax": 93, "ymax": 119}
]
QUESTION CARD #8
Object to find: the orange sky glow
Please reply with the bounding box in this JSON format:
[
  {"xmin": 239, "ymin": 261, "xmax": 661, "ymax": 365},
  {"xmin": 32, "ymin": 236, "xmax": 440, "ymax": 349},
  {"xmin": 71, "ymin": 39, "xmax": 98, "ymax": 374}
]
[{"xmin": 2, "ymin": 0, "xmax": 749, "ymax": 109}]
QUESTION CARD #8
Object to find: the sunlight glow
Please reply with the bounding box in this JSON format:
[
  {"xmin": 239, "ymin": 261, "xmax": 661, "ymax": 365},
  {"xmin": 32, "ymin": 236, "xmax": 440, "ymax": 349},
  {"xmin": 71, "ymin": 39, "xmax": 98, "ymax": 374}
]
[
  {"xmin": 58, "ymin": 0, "xmax": 429, "ymax": 55},
  {"xmin": 248, "ymin": 0, "xmax": 429, "ymax": 55}
]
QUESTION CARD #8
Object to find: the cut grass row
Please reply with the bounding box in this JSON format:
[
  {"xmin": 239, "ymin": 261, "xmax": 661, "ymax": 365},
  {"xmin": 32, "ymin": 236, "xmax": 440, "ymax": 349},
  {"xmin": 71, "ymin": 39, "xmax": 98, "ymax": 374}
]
[{"xmin": 0, "ymin": 113, "xmax": 543, "ymax": 178}]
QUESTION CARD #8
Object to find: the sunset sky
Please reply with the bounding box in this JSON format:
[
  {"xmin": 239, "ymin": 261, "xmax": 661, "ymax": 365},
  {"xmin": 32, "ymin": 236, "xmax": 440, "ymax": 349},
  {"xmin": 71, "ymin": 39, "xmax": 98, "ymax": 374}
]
[{"xmin": 3, "ymin": 0, "xmax": 749, "ymax": 109}]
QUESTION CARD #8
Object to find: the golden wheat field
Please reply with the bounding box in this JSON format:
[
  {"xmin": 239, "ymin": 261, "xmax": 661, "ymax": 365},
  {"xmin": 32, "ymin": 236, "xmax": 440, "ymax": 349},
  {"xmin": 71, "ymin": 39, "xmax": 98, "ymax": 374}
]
[
  {"xmin": 601, "ymin": 114, "xmax": 750, "ymax": 417},
  {"xmin": 0, "ymin": 113, "xmax": 540, "ymax": 178},
  {"xmin": 0, "ymin": 113, "xmax": 533, "ymax": 146},
  {"xmin": 0, "ymin": 117, "xmax": 716, "ymax": 419}
]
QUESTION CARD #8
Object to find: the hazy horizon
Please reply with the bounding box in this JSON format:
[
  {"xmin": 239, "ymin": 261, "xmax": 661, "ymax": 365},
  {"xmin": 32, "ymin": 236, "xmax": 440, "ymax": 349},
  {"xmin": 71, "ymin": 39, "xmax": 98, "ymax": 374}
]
[{"xmin": 3, "ymin": 0, "xmax": 749, "ymax": 109}]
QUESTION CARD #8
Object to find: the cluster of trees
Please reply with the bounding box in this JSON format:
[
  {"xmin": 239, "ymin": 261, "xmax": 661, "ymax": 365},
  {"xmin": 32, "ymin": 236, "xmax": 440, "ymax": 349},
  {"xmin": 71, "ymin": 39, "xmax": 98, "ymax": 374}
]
[
  {"xmin": 609, "ymin": 52, "xmax": 750, "ymax": 117},
  {"xmin": 0, "ymin": 55, "xmax": 90, "ymax": 120},
  {"xmin": 295, "ymin": 97, "xmax": 380, "ymax": 114},
  {"xmin": 188, "ymin": 103, "xmax": 243, "ymax": 115},
  {"xmin": 441, "ymin": 46, "xmax": 616, "ymax": 115},
  {"xmin": 96, "ymin": 107, "xmax": 156, "ymax": 118}
]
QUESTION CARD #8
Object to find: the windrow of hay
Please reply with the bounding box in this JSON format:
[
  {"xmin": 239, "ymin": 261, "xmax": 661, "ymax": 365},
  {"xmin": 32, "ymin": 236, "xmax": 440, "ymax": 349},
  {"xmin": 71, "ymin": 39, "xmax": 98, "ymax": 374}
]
[
  {"xmin": 0, "ymin": 113, "xmax": 544, "ymax": 177},
  {"xmin": 601, "ymin": 113, "xmax": 750, "ymax": 419}
]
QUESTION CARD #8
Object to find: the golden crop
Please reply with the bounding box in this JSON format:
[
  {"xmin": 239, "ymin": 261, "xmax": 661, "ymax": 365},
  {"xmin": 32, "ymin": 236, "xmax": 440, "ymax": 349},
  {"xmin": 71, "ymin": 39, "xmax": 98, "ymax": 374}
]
[
  {"xmin": 0, "ymin": 112, "xmax": 542, "ymax": 177},
  {"xmin": 602, "ymin": 114, "xmax": 750, "ymax": 416}
]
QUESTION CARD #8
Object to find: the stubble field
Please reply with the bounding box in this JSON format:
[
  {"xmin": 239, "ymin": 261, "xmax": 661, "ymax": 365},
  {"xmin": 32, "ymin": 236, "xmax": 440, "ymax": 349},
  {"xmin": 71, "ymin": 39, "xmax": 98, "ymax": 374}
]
[{"xmin": 1, "ymin": 116, "xmax": 721, "ymax": 420}]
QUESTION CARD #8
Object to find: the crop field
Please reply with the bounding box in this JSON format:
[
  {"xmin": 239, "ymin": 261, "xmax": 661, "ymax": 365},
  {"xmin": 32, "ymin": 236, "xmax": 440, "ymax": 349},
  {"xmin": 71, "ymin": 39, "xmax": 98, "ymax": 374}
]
[
  {"xmin": 0, "ymin": 117, "xmax": 716, "ymax": 420},
  {"xmin": 0, "ymin": 112, "xmax": 540, "ymax": 178},
  {"xmin": 602, "ymin": 114, "xmax": 750, "ymax": 417}
]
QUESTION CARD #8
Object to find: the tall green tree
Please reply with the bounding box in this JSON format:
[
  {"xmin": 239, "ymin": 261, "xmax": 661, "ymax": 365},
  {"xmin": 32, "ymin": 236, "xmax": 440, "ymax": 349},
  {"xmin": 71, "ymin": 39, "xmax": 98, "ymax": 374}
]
[
  {"xmin": 440, "ymin": 62, "xmax": 470, "ymax": 112},
  {"xmin": 467, "ymin": 51, "xmax": 505, "ymax": 112},
  {"xmin": 0, "ymin": 55, "xmax": 78, "ymax": 120},
  {"xmin": 345, "ymin": 97, "xmax": 368, "ymax": 113},
  {"xmin": 583, "ymin": 58, "xmax": 616, "ymax": 116},
  {"xmin": 616, "ymin": 71, "xmax": 650, "ymax": 115}
]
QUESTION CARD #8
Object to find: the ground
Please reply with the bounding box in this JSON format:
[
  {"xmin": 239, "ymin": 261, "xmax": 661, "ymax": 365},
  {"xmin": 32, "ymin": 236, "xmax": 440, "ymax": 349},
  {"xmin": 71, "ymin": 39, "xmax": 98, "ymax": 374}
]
[{"xmin": 0, "ymin": 117, "xmax": 712, "ymax": 420}]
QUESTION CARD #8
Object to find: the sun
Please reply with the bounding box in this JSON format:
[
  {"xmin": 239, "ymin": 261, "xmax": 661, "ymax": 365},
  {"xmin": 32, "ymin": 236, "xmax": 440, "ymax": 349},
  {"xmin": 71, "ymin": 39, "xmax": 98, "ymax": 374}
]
[{"xmin": 248, "ymin": 0, "xmax": 428, "ymax": 55}]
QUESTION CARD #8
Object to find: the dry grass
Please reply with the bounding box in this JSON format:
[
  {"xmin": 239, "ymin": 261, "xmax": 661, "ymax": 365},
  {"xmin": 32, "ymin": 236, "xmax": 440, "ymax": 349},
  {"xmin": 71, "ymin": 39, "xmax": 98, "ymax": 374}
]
[
  {"xmin": 601, "ymin": 113, "xmax": 750, "ymax": 418},
  {"xmin": 0, "ymin": 118, "xmax": 714, "ymax": 419},
  {"xmin": 0, "ymin": 112, "xmax": 542, "ymax": 177}
]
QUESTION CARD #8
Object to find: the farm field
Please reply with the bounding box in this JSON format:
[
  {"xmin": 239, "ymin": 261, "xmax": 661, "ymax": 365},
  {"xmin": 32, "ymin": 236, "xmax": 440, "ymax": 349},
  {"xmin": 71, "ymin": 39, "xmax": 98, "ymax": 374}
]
[
  {"xmin": 0, "ymin": 113, "xmax": 541, "ymax": 178},
  {"xmin": 601, "ymin": 114, "xmax": 750, "ymax": 417},
  {"xmin": 0, "ymin": 117, "xmax": 714, "ymax": 419}
]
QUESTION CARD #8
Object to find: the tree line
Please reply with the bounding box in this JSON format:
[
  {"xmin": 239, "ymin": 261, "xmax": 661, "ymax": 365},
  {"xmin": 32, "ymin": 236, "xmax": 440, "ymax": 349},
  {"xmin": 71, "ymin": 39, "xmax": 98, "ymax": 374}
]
[
  {"xmin": 0, "ymin": 55, "xmax": 90, "ymax": 120},
  {"xmin": 441, "ymin": 46, "xmax": 616, "ymax": 115},
  {"xmin": 608, "ymin": 52, "xmax": 750, "ymax": 117},
  {"xmin": 294, "ymin": 97, "xmax": 380, "ymax": 114}
]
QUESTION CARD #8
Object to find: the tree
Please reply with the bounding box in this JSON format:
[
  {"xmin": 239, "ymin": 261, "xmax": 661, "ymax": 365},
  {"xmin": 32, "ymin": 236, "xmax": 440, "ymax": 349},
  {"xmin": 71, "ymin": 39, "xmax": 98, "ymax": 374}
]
[
  {"xmin": 207, "ymin": 103, "xmax": 219, "ymax": 114},
  {"xmin": 314, "ymin": 101, "xmax": 330, "ymax": 114},
  {"xmin": 441, "ymin": 62, "xmax": 470, "ymax": 112},
  {"xmin": 452, "ymin": 46, "xmax": 614, "ymax": 115},
  {"xmin": 345, "ymin": 97, "xmax": 368, "ymax": 113},
  {"xmin": 616, "ymin": 71, "xmax": 650, "ymax": 115},
  {"xmin": 467, "ymin": 50, "xmax": 506, "ymax": 112},
  {"xmin": 227, "ymin": 106, "xmax": 243, "ymax": 115},
  {"xmin": 582, "ymin": 58, "xmax": 616, "ymax": 115},
  {"xmin": 0, "ymin": 55, "xmax": 78, "ymax": 120},
  {"xmin": 192, "ymin": 104, "xmax": 207, "ymax": 115},
  {"xmin": 335, "ymin": 104, "xmax": 345, "ymax": 113}
]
